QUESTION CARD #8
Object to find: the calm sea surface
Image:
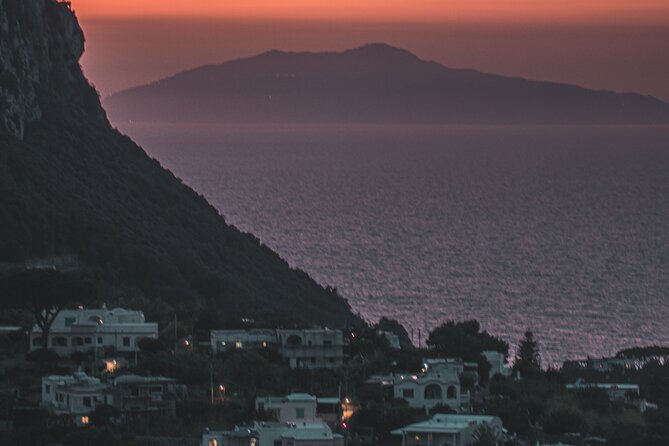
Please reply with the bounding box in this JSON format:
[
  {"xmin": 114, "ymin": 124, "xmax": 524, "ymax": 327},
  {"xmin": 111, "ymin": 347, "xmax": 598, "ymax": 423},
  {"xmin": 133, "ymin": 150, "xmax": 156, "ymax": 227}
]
[{"xmin": 118, "ymin": 123, "xmax": 669, "ymax": 364}]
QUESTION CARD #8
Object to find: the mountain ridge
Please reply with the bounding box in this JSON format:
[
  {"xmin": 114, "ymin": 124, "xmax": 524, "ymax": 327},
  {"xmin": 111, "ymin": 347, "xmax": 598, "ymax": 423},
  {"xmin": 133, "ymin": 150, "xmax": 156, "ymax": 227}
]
[{"xmin": 105, "ymin": 43, "xmax": 669, "ymax": 125}]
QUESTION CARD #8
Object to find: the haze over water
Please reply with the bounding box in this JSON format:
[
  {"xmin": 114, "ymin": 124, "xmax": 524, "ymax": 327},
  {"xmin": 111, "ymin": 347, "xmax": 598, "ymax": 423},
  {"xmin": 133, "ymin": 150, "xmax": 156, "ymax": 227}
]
[{"xmin": 119, "ymin": 123, "xmax": 669, "ymax": 365}]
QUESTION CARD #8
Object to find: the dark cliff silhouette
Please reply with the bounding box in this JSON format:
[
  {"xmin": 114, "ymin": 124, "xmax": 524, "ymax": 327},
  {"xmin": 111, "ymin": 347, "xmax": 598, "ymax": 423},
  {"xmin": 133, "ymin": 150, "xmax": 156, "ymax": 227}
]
[
  {"xmin": 105, "ymin": 43, "xmax": 669, "ymax": 125},
  {"xmin": 0, "ymin": 0, "xmax": 358, "ymax": 326}
]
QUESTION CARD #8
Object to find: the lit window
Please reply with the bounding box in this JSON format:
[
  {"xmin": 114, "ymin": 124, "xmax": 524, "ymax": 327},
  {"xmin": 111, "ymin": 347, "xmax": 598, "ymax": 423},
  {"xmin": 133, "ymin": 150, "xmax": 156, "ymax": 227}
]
[
  {"xmin": 235, "ymin": 341, "xmax": 243, "ymax": 349},
  {"xmin": 81, "ymin": 416, "xmax": 89, "ymax": 425}
]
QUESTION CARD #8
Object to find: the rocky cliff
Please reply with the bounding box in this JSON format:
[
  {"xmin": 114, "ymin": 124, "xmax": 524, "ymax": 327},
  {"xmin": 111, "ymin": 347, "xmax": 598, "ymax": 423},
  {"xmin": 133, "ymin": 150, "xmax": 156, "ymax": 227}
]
[
  {"xmin": 0, "ymin": 0, "xmax": 104, "ymax": 138},
  {"xmin": 0, "ymin": 0, "xmax": 359, "ymax": 328}
]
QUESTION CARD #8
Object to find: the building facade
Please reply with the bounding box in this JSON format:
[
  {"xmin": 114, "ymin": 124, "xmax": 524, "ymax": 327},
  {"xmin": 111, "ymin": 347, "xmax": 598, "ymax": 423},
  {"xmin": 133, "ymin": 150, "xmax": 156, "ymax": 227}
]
[
  {"xmin": 202, "ymin": 421, "xmax": 345, "ymax": 446},
  {"xmin": 210, "ymin": 328, "xmax": 345, "ymax": 369},
  {"xmin": 42, "ymin": 371, "xmax": 113, "ymax": 426},
  {"xmin": 112, "ymin": 374, "xmax": 179, "ymax": 419},
  {"xmin": 391, "ymin": 414, "xmax": 504, "ymax": 446},
  {"xmin": 30, "ymin": 306, "xmax": 158, "ymax": 356}
]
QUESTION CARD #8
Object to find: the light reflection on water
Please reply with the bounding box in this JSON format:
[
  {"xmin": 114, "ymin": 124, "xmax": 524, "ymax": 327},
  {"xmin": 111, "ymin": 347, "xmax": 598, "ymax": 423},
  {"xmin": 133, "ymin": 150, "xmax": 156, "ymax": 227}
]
[{"xmin": 119, "ymin": 123, "xmax": 669, "ymax": 365}]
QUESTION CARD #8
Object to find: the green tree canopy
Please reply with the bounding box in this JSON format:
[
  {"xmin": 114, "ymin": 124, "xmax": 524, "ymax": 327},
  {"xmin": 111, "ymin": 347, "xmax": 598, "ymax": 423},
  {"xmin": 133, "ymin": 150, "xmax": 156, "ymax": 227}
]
[{"xmin": 513, "ymin": 330, "xmax": 541, "ymax": 377}]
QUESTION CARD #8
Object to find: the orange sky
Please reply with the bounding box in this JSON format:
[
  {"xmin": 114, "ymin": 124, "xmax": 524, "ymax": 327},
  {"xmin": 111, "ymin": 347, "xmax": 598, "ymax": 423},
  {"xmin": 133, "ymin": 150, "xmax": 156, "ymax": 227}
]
[{"xmin": 70, "ymin": 0, "xmax": 669, "ymax": 24}]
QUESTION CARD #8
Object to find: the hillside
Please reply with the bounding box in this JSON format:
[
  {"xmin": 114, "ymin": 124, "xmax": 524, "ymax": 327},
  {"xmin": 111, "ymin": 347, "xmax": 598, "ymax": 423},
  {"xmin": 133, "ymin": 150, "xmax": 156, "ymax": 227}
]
[
  {"xmin": 104, "ymin": 43, "xmax": 669, "ymax": 125},
  {"xmin": 0, "ymin": 0, "xmax": 358, "ymax": 327}
]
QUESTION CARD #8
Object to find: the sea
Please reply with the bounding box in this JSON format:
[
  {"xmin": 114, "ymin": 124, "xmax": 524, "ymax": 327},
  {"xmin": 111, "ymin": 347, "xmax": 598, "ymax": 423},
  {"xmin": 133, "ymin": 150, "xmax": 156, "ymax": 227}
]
[{"xmin": 117, "ymin": 123, "xmax": 669, "ymax": 365}]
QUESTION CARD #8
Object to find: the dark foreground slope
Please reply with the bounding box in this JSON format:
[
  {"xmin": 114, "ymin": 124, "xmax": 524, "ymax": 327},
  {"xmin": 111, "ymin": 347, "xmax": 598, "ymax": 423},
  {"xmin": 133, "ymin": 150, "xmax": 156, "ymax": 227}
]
[
  {"xmin": 105, "ymin": 44, "xmax": 669, "ymax": 125},
  {"xmin": 0, "ymin": 0, "xmax": 357, "ymax": 326}
]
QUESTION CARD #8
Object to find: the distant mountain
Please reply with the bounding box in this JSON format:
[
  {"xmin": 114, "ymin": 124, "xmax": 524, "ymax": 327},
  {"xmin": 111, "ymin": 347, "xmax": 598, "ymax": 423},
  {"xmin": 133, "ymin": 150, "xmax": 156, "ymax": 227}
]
[
  {"xmin": 0, "ymin": 0, "xmax": 359, "ymax": 327},
  {"xmin": 105, "ymin": 44, "xmax": 669, "ymax": 125}
]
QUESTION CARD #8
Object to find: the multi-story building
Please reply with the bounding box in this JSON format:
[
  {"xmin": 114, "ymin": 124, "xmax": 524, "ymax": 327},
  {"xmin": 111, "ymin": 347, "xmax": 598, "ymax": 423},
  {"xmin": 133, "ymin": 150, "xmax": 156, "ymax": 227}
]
[
  {"xmin": 30, "ymin": 306, "xmax": 158, "ymax": 356},
  {"xmin": 41, "ymin": 371, "xmax": 113, "ymax": 426},
  {"xmin": 276, "ymin": 329, "xmax": 345, "ymax": 369},
  {"xmin": 210, "ymin": 328, "xmax": 345, "ymax": 369},
  {"xmin": 210, "ymin": 329, "xmax": 277, "ymax": 352},
  {"xmin": 255, "ymin": 393, "xmax": 342, "ymax": 428},
  {"xmin": 391, "ymin": 414, "xmax": 504, "ymax": 446},
  {"xmin": 393, "ymin": 368, "xmax": 467, "ymax": 412},
  {"xmin": 112, "ymin": 374, "xmax": 179, "ymax": 419}
]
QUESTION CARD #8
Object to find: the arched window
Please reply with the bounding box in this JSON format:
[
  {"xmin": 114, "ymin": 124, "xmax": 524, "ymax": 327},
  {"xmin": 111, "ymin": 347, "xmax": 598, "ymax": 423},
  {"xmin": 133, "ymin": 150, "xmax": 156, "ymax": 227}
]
[
  {"xmin": 286, "ymin": 334, "xmax": 303, "ymax": 347},
  {"xmin": 447, "ymin": 385, "xmax": 457, "ymax": 399},
  {"xmin": 424, "ymin": 384, "xmax": 442, "ymax": 400}
]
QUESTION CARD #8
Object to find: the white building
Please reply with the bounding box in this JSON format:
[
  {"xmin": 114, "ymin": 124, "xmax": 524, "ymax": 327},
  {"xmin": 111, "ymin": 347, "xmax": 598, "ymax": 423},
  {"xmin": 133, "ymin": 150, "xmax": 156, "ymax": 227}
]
[
  {"xmin": 391, "ymin": 414, "xmax": 504, "ymax": 446},
  {"xmin": 255, "ymin": 393, "xmax": 342, "ymax": 429},
  {"xmin": 393, "ymin": 368, "xmax": 468, "ymax": 412},
  {"xmin": 210, "ymin": 328, "xmax": 345, "ymax": 369},
  {"xmin": 30, "ymin": 306, "xmax": 158, "ymax": 356},
  {"xmin": 277, "ymin": 329, "xmax": 345, "ymax": 369},
  {"xmin": 210, "ymin": 329, "xmax": 277, "ymax": 352},
  {"xmin": 256, "ymin": 393, "xmax": 318, "ymax": 423},
  {"xmin": 482, "ymin": 351, "xmax": 512, "ymax": 380},
  {"xmin": 42, "ymin": 371, "xmax": 113, "ymax": 426},
  {"xmin": 202, "ymin": 421, "xmax": 345, "ymax": 446}
]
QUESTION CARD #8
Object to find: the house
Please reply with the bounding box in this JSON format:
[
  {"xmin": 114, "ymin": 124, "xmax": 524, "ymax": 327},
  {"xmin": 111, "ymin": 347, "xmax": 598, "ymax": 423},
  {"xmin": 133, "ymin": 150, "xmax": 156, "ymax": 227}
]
[
  {"xmin": 255, "ymin": 393, "xmax": 342, "ymax": 429},
  {"xmin": 112, "ymin": 374, "xmax": 179, "ymax": 419},
  {"xmin": 41, "ymin": 371, "xmax": 113, "ymax": 426},
  {"xmin": 393, "ymin": 369, "xmax": 467, "ymax": 412},
  {"xmin": 277, "ymin": 329, "xmax": 345, "ymax": 369},
  {"xmin": 211, "ymin": 329, "xmax": 277, "ymax": 352},
  {"xmin": 210, "ymin": 328, "xmax": 345, "ymax": 369},
  {"xmin": 482, "ymin": 351, "xmax": 512, "ymax": 380},
  {"xmin": 566, "ymin": 380, "xmax": 640, "ymax": 401},
  {"xmin": 391, "ymin": 414, "xmax": 504, "ymax": 446},
  {"xmin": 30, "ymin": 306, "xmax": 158, "ymax": 356},
  {"xmin": 202, "ymin": 421, "xmax": 345, "ymax": 446}
]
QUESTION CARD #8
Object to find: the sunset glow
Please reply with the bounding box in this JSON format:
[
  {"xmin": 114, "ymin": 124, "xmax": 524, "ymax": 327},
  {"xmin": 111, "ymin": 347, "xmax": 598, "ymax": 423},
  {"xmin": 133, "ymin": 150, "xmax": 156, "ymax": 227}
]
[{"xmin": 69, "ymin": 0, "xmax": 669, "ymax": 24}]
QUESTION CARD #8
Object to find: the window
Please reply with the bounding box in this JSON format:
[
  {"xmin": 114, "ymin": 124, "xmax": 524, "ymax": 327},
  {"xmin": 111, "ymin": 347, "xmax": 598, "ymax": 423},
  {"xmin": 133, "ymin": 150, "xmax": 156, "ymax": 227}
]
[
  {"xmin": 235, "ymin": 340, "xmax": 243, "ymax": 349},
  {"xmin": 329, "ymin": 357, "xmax": 335, "ymax": 363},
  {"xmin": 64, "ymin": 317, "xmax": 76, "ymax": 327},
  {"xmin": 402, "ymin": 389, "xmax": 414, "ymax": 399},
  {"xmin": 424, "ymin": 384, "xmax": 443, "ymax": 400},
  {"xmin": 296, "ymin": 408, "xmax": 305, "ymax": 419},
  {"xmin": 45, "ymin": 384, "xmax": 51, "ymax": 394},
  {"xmin": 311, "ymin": 358, "xmax": 316, "ymax": 364},
  {"xmin": 122, "ymin": 337, "xmax": 130, "ymax": 347},
  {"xmin": 274, "ymin": 441, "xmax": 282, "ymax": 446},
  {"xmin": 324, "ymin": 340, "xmax": 332, "ymax": 346},
  {"xmin": 72, "ymin": 337, "xmax": 84, "ymax": 346},
  {"xmin": 52, "ymin": 336, "xmax": 67, "ymax": 346},
  {"xmin": 81, "ymin": 416, "xmax": 89, "ymax": 425},
  {"xmin": 447, "ymin": 385, "xmax": 457, "ymax": 399},
  {"xmin": 208, "ymin": 440, "xmax": 218, "ymax": 446},
  {"xmin": 97, "ymin": 336, "xmax": 103, "ymax": 345},
  {"xmin": 83, "ymin": 397, "xmax": 92, "ymax": 407},
  {"xmin": 84, "ymin": 337, "xmax": 92, "ymax": 344}
]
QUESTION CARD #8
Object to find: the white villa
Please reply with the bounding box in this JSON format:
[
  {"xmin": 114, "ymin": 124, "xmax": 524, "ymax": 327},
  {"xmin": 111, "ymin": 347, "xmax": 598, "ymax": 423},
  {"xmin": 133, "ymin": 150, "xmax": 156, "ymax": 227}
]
[
  {"xmin": 393, "ymin": 369, "xmax": 467, "ymax": 412},
  {"xmin": 42, "ymin": 371, "xmax": 113, "ymax": 426},
  {"xmin": 391, "ymin": 414, "xmax": 504, "ymax": 446},
  {"xmin": 202, "ymin": 421, "xmax": 345, "ymax": 446},
  {"xmin": 30, "ymin": 306, "xmax": 158, "ymax": 356},
  {"xmin": 211, "ymin": 328, "xmax": 345, "ymax": 369}
]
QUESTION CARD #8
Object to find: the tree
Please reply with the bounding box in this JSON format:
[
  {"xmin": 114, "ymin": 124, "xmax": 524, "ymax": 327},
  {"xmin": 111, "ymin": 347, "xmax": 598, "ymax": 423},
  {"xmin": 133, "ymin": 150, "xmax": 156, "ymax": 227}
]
[
  {"xmin": 513, "ymin": 330, "xmax": 541, "ymax": 377},
  {"xmin": 0, "ymin": 269, "xmax": 96, "ymax": 350},
  {"xmin": 426, "ymin": 320, "xmax": 509, "ymax": 362},
  {"xmin": 471, "ymin": 423, "xmax": 501, "ymax": 446}
]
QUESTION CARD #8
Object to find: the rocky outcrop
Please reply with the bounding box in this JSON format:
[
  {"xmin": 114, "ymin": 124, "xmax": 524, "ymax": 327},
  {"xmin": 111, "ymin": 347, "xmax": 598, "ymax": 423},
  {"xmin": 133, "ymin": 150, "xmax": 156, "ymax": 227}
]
[{"xmin": 0, "ymin": 0, "xmax": 94, "ymax": 139}]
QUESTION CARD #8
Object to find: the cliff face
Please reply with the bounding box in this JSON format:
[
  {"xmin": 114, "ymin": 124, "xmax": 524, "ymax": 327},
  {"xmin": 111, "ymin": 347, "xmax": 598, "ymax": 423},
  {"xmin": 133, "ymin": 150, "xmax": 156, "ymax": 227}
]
[
  {"xmin": 0, "ymin": 0, "xmax": 102, "ymax": 138},
  {"xmin": 0, "ymin": 0, "xmax": 358, "ymax": 327}
]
